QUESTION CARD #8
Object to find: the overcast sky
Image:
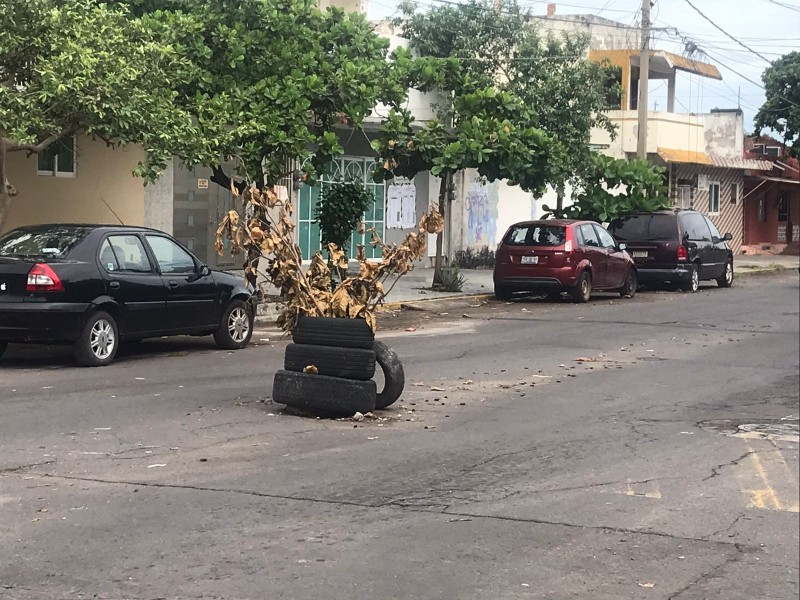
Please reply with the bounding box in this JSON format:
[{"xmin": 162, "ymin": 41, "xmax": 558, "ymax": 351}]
[{"xmin": 368, "ymin": 0, "xmax": 800, "ymax": 134}]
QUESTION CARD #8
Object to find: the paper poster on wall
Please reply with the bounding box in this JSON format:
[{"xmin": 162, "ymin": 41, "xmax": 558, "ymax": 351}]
[
  {"xmin": 697, "ymin": 174, "xmax": 709, "ymax": 191},
  {"xmin": 386, "ymin": 184, "xmax": 403, "ymax": 228},
  {"xmin": 400, "ymin": 183, "xmax": 417, "ymax": 229},
  {"xmin": 387, "ymin": 182, "xmax": 417, "ymax": 229}
]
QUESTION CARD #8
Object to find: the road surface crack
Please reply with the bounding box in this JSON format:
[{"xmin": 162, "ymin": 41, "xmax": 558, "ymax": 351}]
[
  {"xmin": 702, "ymin": 451, "xmax": 754, "ymax": 481},
  {"xmin": 0, "ymin": 460, "xmax": 56, "ymax": 474}
]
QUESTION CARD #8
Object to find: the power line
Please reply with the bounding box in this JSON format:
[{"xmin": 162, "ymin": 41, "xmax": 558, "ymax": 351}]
[
  {"xmin": 679, "ymin": 0, "xmax": 773, "ymax": 64},
  {"xmin": 760, "ymin": 0, "xmax": 800, "ymax": 13}
]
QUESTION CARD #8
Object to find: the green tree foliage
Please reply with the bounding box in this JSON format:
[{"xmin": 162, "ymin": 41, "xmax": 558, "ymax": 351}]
[
  {"xmin": 393, "ymin": 0, "xmax": 620, "ymax": 180},
  {"xmin": 543, "ymin": 155, "xmax": 670, "ymax": 223},
  {"xmin": 118, "ymin": 0, "xmax": 450, "ymax": 189},
  {"xmin": 755, "ymin": 51, "xmax": 799, "ymax": 156},
  {"xmin": 0, "ymin": 0, "xmax": 203, "ymax": 228},
  {"xmin": 316, "ymin": 182, "xmax": 373, "ymax": 250}
]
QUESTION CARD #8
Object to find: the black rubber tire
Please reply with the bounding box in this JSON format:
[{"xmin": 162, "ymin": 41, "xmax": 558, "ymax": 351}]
[
  {"xmin": 546, "ymin": 291, "xmax": 563, "ymax": 301},
  {"xmin": 681, "ymin": 264, "xmax": 700, "ymax": 293},
  {"xmin": 0, "ymin": 341, "xmax": 7, "ymax": 359},
  {"xmin": 619, "ymin": 268, "xmax": 638, "ymax": 298},
  {"xmin": 214, "ymin": 299, "xmax": 254, "ymax": 350},
  {"xmin": 571, "ymin": 271, "xmax": 592, "ymax": 303},
  {"xmin": 716, "ymin": 259, "xmax": 734, "ymax": 288},
  {"xmin": 292, "ymin": 316, "xmax": 375, "ymax": 349},
  {"xmin": 284, "ymin": 343, "xmax": 376, "ymax": 380},
  {"xmin": 494, "ymin": 285, "xmax": 512, "ymax": 301},
  {"xmin": 373, "ymin": 340, "xmax": 405, "ymax": 410},
  {"xmin": 272, "ymin": 369, "xmax": 376, "ymax": 416},
  {"xmin": 74, "ymin": 311, "xmax": 119, "ymax": 367}
]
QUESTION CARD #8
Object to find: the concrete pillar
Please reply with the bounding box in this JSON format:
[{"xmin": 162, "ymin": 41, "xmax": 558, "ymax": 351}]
[{"xmin": 667, "ymin": 73, "xmax": 676, "ymax": 113}]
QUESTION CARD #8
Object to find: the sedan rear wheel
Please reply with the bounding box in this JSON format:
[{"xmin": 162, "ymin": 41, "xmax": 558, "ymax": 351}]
[
  {"xmin": 571, "ymin": 271, "xmax": 592, "ymax": 303},
  {"xmin": 619, "ymin": 269, "xmax": 638, "ymax": 298},
  {"xmin": 214, "ymin": 299, "xmax": 253, "ymax": 350},
  {"xmin": 74, "ymin": 311, "xmax": 119, "ymax": 367}
]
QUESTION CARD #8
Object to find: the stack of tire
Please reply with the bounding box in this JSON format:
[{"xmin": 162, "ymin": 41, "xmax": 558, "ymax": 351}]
[{"xmin": 272, "ymin": 316, "xmax": 405, "ymax": 416}]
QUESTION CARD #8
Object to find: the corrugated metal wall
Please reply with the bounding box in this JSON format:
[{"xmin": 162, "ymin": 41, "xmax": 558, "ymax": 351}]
[{"xmin": 670, "ymin": 164, "xmax": 744, "ymax": 254}]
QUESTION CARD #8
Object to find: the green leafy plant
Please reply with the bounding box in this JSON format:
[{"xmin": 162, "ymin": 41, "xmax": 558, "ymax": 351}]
[
  {"xmin": 434, "ymin": 266, "xmax": 466, "ymax": 292},
  {"xmin": 453, "ymin": 247, "xmax": 495, "ymax": 269},
  {"xmin": 755, "ymin": 51, "xmax": 799, "ymax": 156},
  {"xmin": 316, "ymin": 181, "xmax": 373, "ymax": 251},
  {"xmin": 543, "ymin": 155, "xmax": 670, "ymax": 223}
]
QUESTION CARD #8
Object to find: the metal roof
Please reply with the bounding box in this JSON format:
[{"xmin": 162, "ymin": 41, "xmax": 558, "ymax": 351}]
[
  {"xmin": 656, "ymin": 147, "xmax": 714, "ymax": 165},
  {"xmin": 710, "ymin": 156, "xmax": 774, "ymax": 170}
]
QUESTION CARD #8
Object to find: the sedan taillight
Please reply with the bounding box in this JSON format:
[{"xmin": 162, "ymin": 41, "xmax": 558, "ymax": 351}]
[
  {"xmin": 26, "ymin": 263, "xmax": 64, "ymax": 292},
  {"xmin": 677, "ymin": 245, "xmax": 688, "ymax": 261}
]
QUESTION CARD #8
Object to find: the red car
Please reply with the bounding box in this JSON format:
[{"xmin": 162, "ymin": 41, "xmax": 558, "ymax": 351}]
[{"xmin": 493, "ymin": 220, "xmax": 638, "ymax": 302}]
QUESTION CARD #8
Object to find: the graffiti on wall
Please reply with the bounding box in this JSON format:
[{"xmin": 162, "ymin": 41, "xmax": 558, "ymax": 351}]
[{"xmin": 466, "ymin": 181, "xmax": 498, "ymax": 248}]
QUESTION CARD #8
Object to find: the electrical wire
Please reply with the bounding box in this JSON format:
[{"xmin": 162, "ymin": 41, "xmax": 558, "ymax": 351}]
[
  {"xmin": 760, "ymin": 0, "xmax": 800, "ymax": 13},
  {"xmin": 679, "ymin": 0, "xmax": 773, "ymax": 64}
]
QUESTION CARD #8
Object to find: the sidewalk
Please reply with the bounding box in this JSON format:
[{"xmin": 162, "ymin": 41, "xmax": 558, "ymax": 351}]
[{"xmin": 254, "ymin": 254, "xmax": 798, "ymax": 325}]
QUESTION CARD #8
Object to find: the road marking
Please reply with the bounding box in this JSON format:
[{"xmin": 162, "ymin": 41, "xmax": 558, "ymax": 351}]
[
  {"xmin": 743, "ymin": 441, "xmax": 799, "ymax": 512},
  {"xmin": 618, "ymin": 479, "xmax": 662, "ymax": 499}
]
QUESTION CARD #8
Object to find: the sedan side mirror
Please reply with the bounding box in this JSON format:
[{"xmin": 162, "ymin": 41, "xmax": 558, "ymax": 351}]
[
  {"xmin": 723, "ymin": 233, "xmax": 732, "ymax": 242},
  {"xmin": 199, "ymin": 265, "xmax": 211, "ymax": 277},
  {"xmin": 618, "ymin": 243, "xmax": 627, "ymax": 251}
]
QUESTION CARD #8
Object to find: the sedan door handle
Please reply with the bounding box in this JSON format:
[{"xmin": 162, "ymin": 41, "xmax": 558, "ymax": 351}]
[
  {"xmin": 109, "ymin": 281, "xmax": 120, "ymax": 289},
  {"xmin": 168, "ymin": 280, "xmax": 179, "ymax": 289}
]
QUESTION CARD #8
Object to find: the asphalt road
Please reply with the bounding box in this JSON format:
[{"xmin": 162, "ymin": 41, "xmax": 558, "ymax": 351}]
[{"xmin": 1, "ymin": 273, "xmax": 798, "ymax": 600}]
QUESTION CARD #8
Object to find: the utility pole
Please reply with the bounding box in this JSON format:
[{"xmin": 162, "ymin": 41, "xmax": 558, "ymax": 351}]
[{"xmin": 636, "ymin": 0, "xmax": 651, "ymax": 159}]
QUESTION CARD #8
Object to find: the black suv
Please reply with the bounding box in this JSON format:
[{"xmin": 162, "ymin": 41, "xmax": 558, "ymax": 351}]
[{"xmin": 607, "ymin": 210, "xmax": 734, "ymax": 292}]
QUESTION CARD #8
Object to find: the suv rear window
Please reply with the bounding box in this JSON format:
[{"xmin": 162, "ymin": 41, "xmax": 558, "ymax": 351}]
[
  {"xmin": 504, "ymin": 225, "xmax": 566, "ymax": 246},
  {"xmin": 607, "ymin": 215, "xmax": 677, "ymax": 241},
  {"xmin": 0, "ymin": 226, "xmax": 90, "ymax": 259}
]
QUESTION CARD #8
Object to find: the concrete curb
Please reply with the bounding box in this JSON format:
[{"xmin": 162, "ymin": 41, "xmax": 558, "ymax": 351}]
[
  {"xmin": 379, "ymin": 293, "xmax": 495, "ymax": 312},
  {"xmin": 736, "ymin": 265, "xmax": 788, "ymax": 277}
]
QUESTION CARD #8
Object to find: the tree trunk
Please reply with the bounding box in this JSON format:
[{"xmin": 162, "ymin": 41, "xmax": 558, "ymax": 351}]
[
  {"xmin": 0, "ymin": 141, "xmax": 17, "ymax": 233},
  {"xmin": 556, "ymin": 182, "xmax": 565, "ymax": 212},
  {"xmin": 432, "ymin": 173, "xmax": 449, "ymax": 287}
]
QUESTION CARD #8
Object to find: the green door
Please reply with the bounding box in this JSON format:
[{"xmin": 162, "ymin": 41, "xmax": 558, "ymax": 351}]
[{"xmin": 297, "ymin": 157, "xmax": 385, "ymax": 261}]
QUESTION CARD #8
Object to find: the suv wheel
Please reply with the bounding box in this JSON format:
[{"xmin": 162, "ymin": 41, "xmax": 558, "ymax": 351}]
[
  {"xmin": 571, "ymin": 271, "xmax": 592, "ymax": 303},
  {"xmin": 716, "ymin": 259, "xmax": 733, "ymax": 288},
  {"xmin": 681, "ymin": 264, "xmax": 700, "ymax": 293}
]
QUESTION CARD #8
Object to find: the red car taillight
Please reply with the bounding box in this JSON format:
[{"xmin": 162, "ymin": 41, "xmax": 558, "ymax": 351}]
[
  {"xmin": 676, "ymin": 245, "xmax": 688, "ymax": 261},
  {"xmin": 26, "ymin": 263, "xmax": 64, "ymax": 292},
  {"xmin": 564, "ymin": 239, "xmax": 573, "ymax": 253}
]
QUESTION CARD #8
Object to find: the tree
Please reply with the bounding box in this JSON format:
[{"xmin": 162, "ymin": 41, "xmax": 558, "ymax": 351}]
[
  {"xmin": 396, "ymin": 0, "xmax": 619, "ymax": 182},
  {"xmin": 755, "ymin": 51, "xmax": 800, "ymax": 156},
  {"xmin": 0, "ymin": 0, "xmax": 205, "ymax": 230},
  {"xmin": 118, "ymin": 0, "xmax": 445, "ymax": 190},
  {"xmin": 374, "ymin": 0, "xmax": 618, "ymax": 282},
  {"xmin": 543, "ymin": 154, "xmax": 670, "ymax": 223}
]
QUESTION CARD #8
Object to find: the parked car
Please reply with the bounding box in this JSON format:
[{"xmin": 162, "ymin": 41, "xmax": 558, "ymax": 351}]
[
  {"xmin": 0, "ymin": 224, "xmax": 255, "ymax": 366},
  {"xmin": 606, "ymin": 209, "xmax": 734, "ymax": 292},
  {"xmin": 493, "ymin": 220, "xmax": 638, "ymax": 303}
]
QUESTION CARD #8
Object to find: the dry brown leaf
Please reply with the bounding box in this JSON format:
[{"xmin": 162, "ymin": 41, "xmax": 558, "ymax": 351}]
[{"xmin": 303, "ymin": 365, "xmax": 319, "ymax": 374}]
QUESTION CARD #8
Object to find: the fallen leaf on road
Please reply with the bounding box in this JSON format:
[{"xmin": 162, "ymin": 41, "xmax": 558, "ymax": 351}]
[
  {"xmin": 429, "ymin": 386, "xmax": 446, "ymax": 391},
  {"xmin": 405, "ymin": 327, "xmax": 417, "ymax": 332},
  {"xmin": 462, "ymin": 313, "xmax": 473, "ymax": 319},
  {"xmin": 367, "ymin": 436, "xmax": 379, "ymax": 440},
  {"xmin": 147, "ymin": 463, "xmax": 167, "ymax": 468},
  {"xmin": 574, "ymin": 357, "xmax": 596, "ymax": 362},
  {"xmin": 638, "ymin": 583, "xmax": 655, "ymax": 588},
  {"xmin": 463, "ymin": 379, "xmax": 474, "ymax": 385},
  {"xmin": 412, "ymin": 382, "xmax": 426, "ymax": 386},
  {"xmin": 352, "ymin": 412, "xmax": 365, "ymax": 421},
  {"xmin": 303, "ymin": 365, "xmax": 319, "ymax": 374}
]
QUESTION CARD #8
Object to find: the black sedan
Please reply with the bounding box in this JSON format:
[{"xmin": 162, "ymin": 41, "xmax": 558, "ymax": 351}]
[{"xmin": 0, "ymin": 224, "xmax": 256, "ymax": 366}]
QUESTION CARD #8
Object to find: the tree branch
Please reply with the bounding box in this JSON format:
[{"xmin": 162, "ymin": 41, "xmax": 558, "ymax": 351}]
[{"xmin": 3, "ymin": 129, "xmax": 74, "ymax": 155}]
